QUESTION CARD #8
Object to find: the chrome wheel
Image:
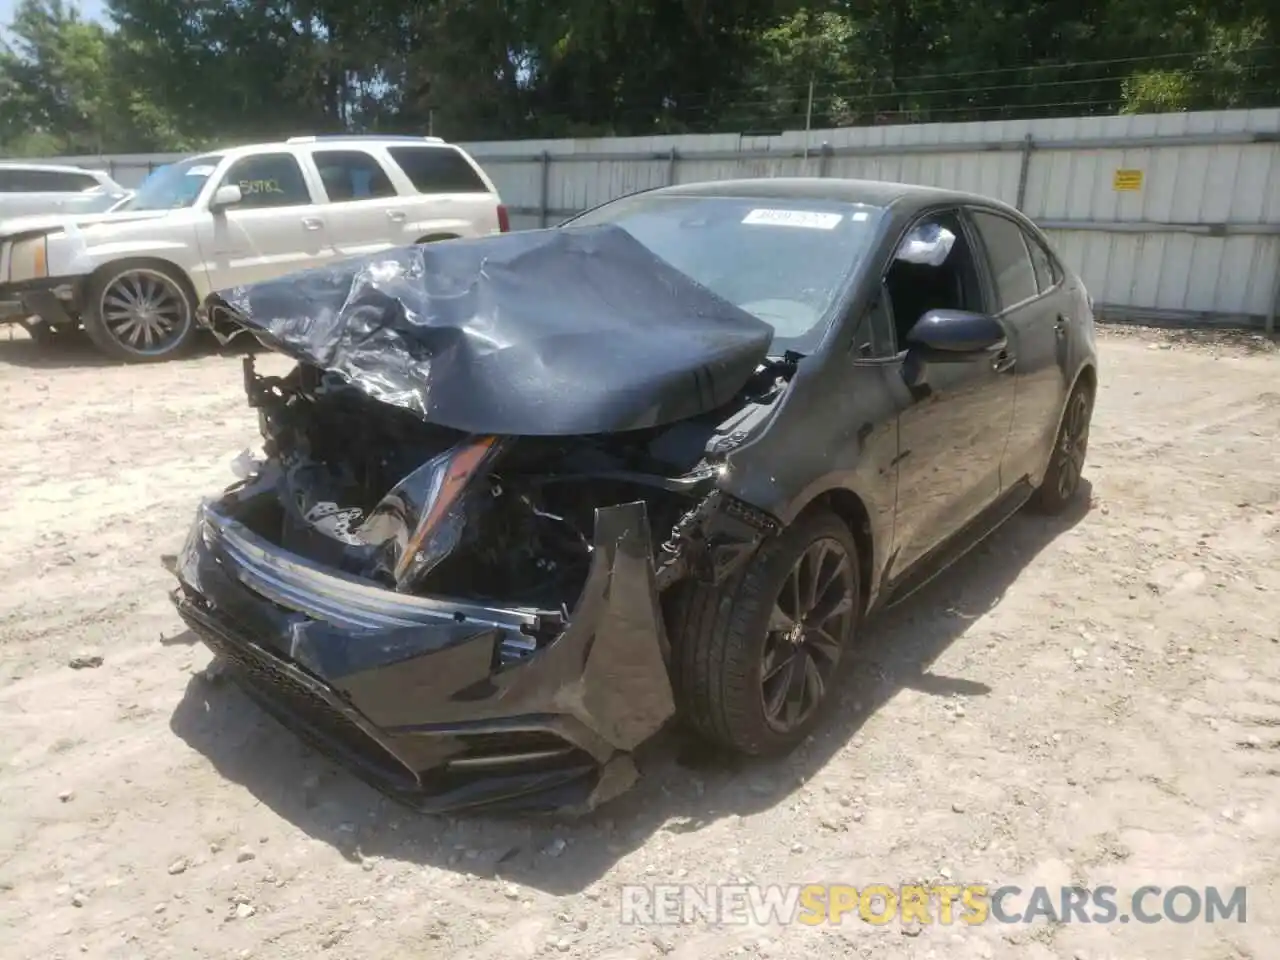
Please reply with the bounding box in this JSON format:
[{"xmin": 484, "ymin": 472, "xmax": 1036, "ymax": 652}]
[
  {"xmin": 99, "ymin": 269, "xmax": 190, "ymax": 356},
  {"xmin": 1053, "ymin": 388, "xmax": 1092, "ymax": 500},
  {"xmin": 760, "ymin": 537, "xmax": 856, "ymax": 733}
]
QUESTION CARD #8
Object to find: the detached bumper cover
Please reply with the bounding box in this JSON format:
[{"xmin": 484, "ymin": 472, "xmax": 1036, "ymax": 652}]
[{"xmin": 170, "ymin": 497, "xmax": 676, "ymax": 814}]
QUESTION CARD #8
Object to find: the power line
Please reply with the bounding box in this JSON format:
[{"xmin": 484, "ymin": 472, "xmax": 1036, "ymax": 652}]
[{"xmin": 630, "ymin": 45, "xmax": 1280, "ymax": 112}]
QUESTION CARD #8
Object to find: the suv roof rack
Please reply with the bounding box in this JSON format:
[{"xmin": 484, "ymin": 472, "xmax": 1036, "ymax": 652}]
[{"xmin": 285, "ymin": 135, "xmax": 444, "ymax": 145}]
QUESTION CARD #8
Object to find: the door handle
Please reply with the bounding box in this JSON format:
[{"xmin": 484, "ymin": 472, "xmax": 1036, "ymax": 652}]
[
  {"xmin": 387, "ymin": 210, "xmax": 407, "ymax": 223},
  {"xmin": 302, "ymin": 217, "xmax": 323, "ymax": 231},
  {"xmin": 1054, "ymin": 315, "xmax": 1069, "ymax": 339},
  {"xmin": 992, "ymin": 349, "xmax": 1017, "ymax": 374}
]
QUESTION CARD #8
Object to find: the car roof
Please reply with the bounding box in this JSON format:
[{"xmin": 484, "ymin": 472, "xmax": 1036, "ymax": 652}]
[{"xmin": 645, "ymin": 177, "xmax": 1014, "ymax": 214}]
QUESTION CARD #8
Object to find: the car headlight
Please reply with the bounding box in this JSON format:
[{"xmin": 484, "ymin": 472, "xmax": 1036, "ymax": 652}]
[
  {"xmin": 7, "ymin": 235, "xmax": 49, "ymax": 283},
  {"xmin": 356, "ymin": 435, "xmax": 504, "ymax": 591}
]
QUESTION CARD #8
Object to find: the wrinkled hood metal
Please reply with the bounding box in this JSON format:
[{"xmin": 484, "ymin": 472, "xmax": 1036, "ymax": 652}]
[{"xmin": 203, "ymin": 224, "xmax": 775, "ymax": 436}]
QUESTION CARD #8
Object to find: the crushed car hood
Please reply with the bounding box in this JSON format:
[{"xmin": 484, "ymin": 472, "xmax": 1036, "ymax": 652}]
[{"xmin": 203, "ymin": 224, "xmax": 775, "ymax": 436}]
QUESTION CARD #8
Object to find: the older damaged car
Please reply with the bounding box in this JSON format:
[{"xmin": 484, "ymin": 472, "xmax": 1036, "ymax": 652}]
[{"xmin": 169, "ymin": 178, "xmax": 1098, "ymax": 813}]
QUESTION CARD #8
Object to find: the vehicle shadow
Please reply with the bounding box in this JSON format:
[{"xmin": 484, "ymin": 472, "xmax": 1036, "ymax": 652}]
[
  {"xmin": 168, "ymin": 484, "xmax": 1092, "ymax": 895},
  {"xmin": 0, "ymin": 327, "xmax": 260, "ymax": 369}
]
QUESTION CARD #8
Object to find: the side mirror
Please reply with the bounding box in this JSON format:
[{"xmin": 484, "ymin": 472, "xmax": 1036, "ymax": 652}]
[
  {"xmin": 210, "ymin": 183, "xmax": 243, "ymax": 211},
  {"xmin": 905, "ymin": 309, "xmax": 1005, "ymax": 359}
]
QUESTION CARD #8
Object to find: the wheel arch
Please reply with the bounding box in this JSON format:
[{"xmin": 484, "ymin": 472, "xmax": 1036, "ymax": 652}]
[
  {"xmin": 83, "ymin": 256, "xmax": 200, "ymax": 312},
  {"xmin": 1045, "ymin": 361, "xmax": 1097, "ymax": 459},
  {"xmin": 793, "ymin": 487, "xmax": 874, "ymax": 619},
  {"xmin": 1073, "ymin": 362, "xmax": 1097, "ymax": 400}
]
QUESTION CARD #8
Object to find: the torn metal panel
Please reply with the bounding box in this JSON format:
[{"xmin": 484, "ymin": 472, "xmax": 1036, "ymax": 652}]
[
  {"xmin": 655, "ymin": 489, "xmax": 781, "ymax": 590},
  {"xmin": 202, "ymin": 225, "xmax": 775, "ymax": 436},
  {"xmin": 171, "ymin": 494, "xmax": 676, "ymax": 814}
]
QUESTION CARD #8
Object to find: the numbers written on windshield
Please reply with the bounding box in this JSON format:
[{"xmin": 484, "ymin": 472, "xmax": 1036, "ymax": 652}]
[{"xmin": 239, "ymin": 179, "xmax": 284, "ymax": 196}]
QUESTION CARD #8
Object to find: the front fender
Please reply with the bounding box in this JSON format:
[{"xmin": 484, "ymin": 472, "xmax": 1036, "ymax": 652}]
[{"xmin": 47, "ymin": 226, "xmax": 198, "ymax": 277}]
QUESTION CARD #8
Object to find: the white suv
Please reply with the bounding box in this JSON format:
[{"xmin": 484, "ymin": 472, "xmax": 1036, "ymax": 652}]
[
  {"xmin": 0, "ymin": 163, "xmax": 131, "ymax": 220},
  {"xmin": 0, "ymin": 135, "xmax": 508, "ymax": 361}
]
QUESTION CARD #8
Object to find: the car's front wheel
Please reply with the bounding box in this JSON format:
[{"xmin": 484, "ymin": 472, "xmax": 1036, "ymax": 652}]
[
  {"xmin": 670, "ymin": 508, "xmax": 861, "ymax": 756},
  {"xmin": 82, "ymin": 261, "xmax": 197, "ymax": 363}
]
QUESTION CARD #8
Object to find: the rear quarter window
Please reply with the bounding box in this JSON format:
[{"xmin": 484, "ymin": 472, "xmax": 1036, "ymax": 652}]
[
  {"xmin": 1024, "ymin": 230, "xmax": 1062, "ymax": 293},
  {"xmin": 386, "ymin": 146, "xmax": 490, "ymax": 194}
]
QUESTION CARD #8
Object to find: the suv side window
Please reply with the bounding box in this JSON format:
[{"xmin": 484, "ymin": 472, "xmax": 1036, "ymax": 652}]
[
  {"xmin": 1024, "ymin": 230, "xmax": 1061, "ymax": 294},
  {"xmin": 386, "ymin": 146, "xmax": 489, "ymax": 194},
  {"xmin": 312, "ymin": 150, "xmax": 397, "ymax": 202},
  {"xmin": 0, "ymin": 168, "xmax": 100, "ymax": 192},
  {"xmin": 970, "ymin": 210, "xmax": 1038, "ymax": 310},
  {"xmin": 220, "ymin": 153, "xmax": 311, "ymax": 209}
]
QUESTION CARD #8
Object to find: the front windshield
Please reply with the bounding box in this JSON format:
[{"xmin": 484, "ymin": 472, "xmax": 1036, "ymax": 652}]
[
  {"xmin": 118, "ymin": 156, "xmax": 223, "ymax": 212},
  {"xmin": 567, "ymin": 193, "xmax": 884, "ymax": 352}
]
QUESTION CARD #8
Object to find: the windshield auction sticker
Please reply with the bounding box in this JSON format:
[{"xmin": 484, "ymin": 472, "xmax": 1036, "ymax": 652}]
[{"xmin": 742, "ymin": 208, "xmax": 843, "ymax": 230}]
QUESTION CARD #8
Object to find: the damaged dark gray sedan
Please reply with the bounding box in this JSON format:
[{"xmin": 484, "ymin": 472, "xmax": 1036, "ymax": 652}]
[{"xmin": 170, "ymin": 178, "xmax": 1098, "ymax": 813}]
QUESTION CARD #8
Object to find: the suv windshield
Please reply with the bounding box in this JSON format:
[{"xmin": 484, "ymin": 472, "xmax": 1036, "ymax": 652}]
[
  {"xmin": 118, "ymin": 156, "xmax": 223, "ymax": 212},
  {"xmin": 566, "ymin": 193, "xmax": 884, "ymax": 352}
]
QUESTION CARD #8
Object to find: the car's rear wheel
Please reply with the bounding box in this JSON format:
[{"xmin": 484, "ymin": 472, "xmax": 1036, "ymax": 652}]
[
  {"xmin": 1032, "ymin": 379, "xmax": 1094, "ymax": 513},
  {"xmin": 82, "ymin": 262, "xmax": 197, "ymax": 363},
  {"xmin": 670, "ymin": 509, "xmax": 860, "ymax": 756}
]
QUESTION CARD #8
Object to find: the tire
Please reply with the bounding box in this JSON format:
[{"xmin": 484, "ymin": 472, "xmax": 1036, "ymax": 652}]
[
  {"xmin": 82, "ymin": 261, "xmax": 198, "ymax": 363},
  {"xmin": 1031, "ymin": 379, "xmax": 1094, "ymax": 514},
  {"xmin": 669, "ymin": 509, "xmax": 861, "ymax": 756}
]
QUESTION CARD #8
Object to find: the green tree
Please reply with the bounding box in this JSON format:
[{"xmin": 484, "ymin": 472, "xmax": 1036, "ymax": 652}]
[{"xmin": 0, "ymin": 0, "xmax": 116, "ymax": 154}]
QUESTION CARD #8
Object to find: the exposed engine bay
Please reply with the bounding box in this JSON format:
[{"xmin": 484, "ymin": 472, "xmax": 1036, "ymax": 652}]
[{"xmin": 228, "ymin": 352, "xmax": 796, "ymax": 613}]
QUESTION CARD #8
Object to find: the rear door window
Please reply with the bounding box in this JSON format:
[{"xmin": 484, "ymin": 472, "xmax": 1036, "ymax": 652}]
[
  {"xmin": 386, "ymin": 146, "xmax": 489, "ymax": 194},
  {"xmin": 970, "ymin": 210, "xmax": 1039, "ymax": 310},
  {"xmin": 311, "ymin": 150, "xmax": 397, "ymax": 202}
]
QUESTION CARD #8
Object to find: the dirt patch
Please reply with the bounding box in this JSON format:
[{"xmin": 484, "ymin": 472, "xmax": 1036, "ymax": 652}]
[{"xmin": 0, "ymin": 325, "xmax": 1276, "ymax": 959}]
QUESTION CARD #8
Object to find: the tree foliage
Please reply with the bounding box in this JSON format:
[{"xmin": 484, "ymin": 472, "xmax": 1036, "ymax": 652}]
[{"xmin": 0, "ymin": 0, "xmax": 1276, "ymax": 155}]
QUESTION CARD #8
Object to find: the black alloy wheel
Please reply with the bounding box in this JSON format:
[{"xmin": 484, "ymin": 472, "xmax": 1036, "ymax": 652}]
[{"xmin": 760, "ymin": 537, "xmax": 856, "ymax": 734}]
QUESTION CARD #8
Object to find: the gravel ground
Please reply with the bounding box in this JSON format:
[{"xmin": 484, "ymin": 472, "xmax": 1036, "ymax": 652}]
[{"xmin": 0, "ymin": 324, "xmax": 1276, "ymax": 960}]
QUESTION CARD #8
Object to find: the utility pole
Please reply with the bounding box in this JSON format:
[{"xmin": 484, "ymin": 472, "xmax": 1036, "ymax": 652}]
[{"xmin": 803, "ymin": 74, "xmax": 815, "ymax": 162}]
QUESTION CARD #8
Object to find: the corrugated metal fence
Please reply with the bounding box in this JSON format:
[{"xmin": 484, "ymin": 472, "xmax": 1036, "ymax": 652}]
[{"xmin": 29, "ymin": 108, "xmax": 1280, "ymax": 332}]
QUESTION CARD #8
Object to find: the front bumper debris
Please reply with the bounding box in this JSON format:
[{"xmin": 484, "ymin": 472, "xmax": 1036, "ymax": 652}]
[
  {"xmin": 170, "ymin": 496, "xmax": 677, "ymax": 814},
  {"xmin": 0, "ymin": 277, "xmax": 80, "ymax": 325}
]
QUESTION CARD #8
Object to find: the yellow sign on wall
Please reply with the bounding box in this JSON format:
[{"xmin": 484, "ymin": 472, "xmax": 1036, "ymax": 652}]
[{"xmin": 1113, "ymin": 169, "xmax": 1143, "ymax": 191}]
